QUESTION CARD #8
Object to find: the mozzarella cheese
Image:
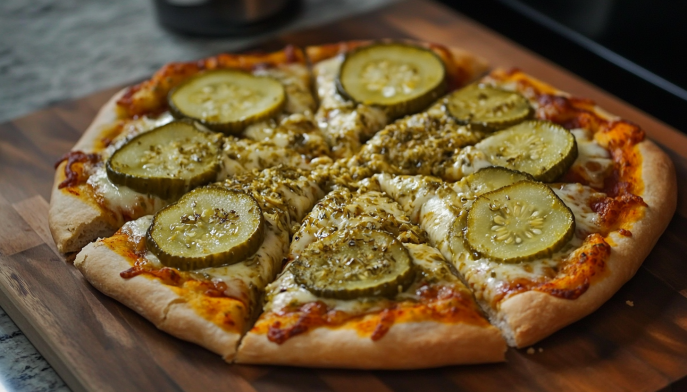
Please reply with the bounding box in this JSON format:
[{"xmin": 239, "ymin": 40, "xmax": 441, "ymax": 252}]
[
  {"xmin": 313, "ymin": 56, "xmax": 388, "ymax": 159},
  {"xmin": 118, "ymin": 167, "xmax": 324, "ymax": 309},
  {"xmin": 568, "ymin": 128, "xmax": 614, "ymax": 188},
  {"xmin": 378, "ymin": 174, "xmax": 607, "ymax": 305},
  {"xmin": 262, "ymin": 188, "xmax": 468, "ymax": 316}
]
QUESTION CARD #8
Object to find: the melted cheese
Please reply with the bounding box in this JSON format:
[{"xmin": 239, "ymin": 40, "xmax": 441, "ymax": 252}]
[
  {"xmin": 87, "ymin": 166, "xmax": 167, "ymax": 224},
  {"xmin": 242, "ymin": 112, "xmax": 331, "ymax": 160},
  {"xmin": 262, "ymin": 186, "xmax": 468, "ymax": 316},
  {"xmin": 219, "ymin": 138, "xmax": 313, "ymax": 179},
  {"xmin": 569, "ymin": 128, "xmax": 614, "ymax": 188},
  {"xmin": 313, "ymin": 56, "xmax": 388, "ymax": 159},
  {"xmin": 289, "ymin": 188, "xmax": 426, "ymax": 256},
  {"xmin": 254, "ymin": 63, "xmax": 316, "ymax": 115},
  {"xmin": 379, "ymin": 174, "xmax": 607, "ymax": 306},
  {"xmin": 118, "ymin": 167, "xmax": 324, "ymax": 309},
  {"xmin": 350, "ymin": 104, "xmax": 486, "ymax": 180}
]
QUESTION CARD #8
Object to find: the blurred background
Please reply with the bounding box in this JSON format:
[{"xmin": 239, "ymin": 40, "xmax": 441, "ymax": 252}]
[
  {"xmin": 0, "ymin": 0, "xmax": 395, "ymax": 123},
  {"xmin": 444, "ymin": 0, "xmax": 687, "ymax": 133}
]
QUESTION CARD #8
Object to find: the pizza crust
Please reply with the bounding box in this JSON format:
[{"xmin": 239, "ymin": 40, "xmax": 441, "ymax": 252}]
[
  {"xmin": 49, "ymin": 90, "xmax": 126, "ymax": 254},
  {"xmin": 497, "ymin": 140, "xmax": 677, "ymax": 348},
  {"xmin": 236, "ymin": 319, "xmax": 506, "ymax": 369},
  {"xmin": 75, "ymin": 241, "xmax": 242, "ymax": 360}
]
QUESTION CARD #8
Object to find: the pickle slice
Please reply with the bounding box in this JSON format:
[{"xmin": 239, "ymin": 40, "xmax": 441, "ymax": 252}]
[
  {"xmin": 146, "ymin": 187, "xmax": 265, "ymax": 270},
  {"xmin": 336, "ymin": 43, "xmax": 446, "ymax": 118},
  {"xmin": 462, "ymin": 167, "xmax": 534, "ymax": 198},
  {"xmin": 475, "ymin": 120, "xmax": 578, "ymax": 182},
  {"xmin": 169, "ymin": 69, "xmax": 285, "ymax": 134},
  {"xmin": 291, "ymin": 229, "xmax": 415, "ymax": 300},
  {"xmin": 106, "ymin": 121, "xmax": 221, "ymax": 199},
  {"xmin": 465, "ymin": 181, "xmax": 575, "ymax": 263},
  {"xmin": 445, "ymin": 84, "xmax": 532, "ymax": 131}
]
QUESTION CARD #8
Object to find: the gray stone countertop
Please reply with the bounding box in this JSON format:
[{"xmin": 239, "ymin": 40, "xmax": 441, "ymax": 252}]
[{"xmin": 0, "ymin": 0, "xmax": 395, "ymax": 390}]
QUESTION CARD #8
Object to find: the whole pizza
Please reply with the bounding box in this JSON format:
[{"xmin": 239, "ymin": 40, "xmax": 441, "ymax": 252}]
[{"xmin": 49, "ymin": 40, "xmax": 677, "ymax": 369}]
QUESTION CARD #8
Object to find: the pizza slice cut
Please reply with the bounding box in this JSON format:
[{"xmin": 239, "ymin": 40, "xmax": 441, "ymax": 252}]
[
  {"xmin": 375, "ymin": 71, "xmax": 676, "ymax": 348},
  {"xmin": 50, "ymin": 46, "xmax": 329, "ymax": 254},
  {"xmin": 236, "ymin": 187, "xmax": 506, "ymax": 368},
  {"xmin": 74, "ymin": 166, "xmax": 325, "ymax": 361},
  {"xmin": 306, "ymin": 40, "xmax": 488, "ymax": 159}
]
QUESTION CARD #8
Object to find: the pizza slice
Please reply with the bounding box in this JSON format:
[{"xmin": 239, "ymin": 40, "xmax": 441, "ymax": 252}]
[
  {"xmin": 50, "ymin": 46, "xmax": 329, "ymax": 254},
  {"xmin": 375, "ymin": 70, "xmax": 677, "ymax": 348},
  {"xmin": 236, "ymin": 187, "xmax": 506, "ymax": 368},
  {"xmin": 74, "ymin": 166, "xmax": 324, "ymax": 360},
  {"xmin": 306, "ymin": 40, "xmax": 488, "ymax": 159}
]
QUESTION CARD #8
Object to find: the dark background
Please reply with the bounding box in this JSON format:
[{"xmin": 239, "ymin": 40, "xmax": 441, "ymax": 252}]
[{"xmin": 440, "ymin": 0, "xmax": 687, "ymax": 134}]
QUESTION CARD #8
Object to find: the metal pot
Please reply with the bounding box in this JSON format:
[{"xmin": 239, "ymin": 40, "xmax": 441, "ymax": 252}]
[{"xmin": 154, "ymin": 0, "xmax": 300, "ymax": 36}]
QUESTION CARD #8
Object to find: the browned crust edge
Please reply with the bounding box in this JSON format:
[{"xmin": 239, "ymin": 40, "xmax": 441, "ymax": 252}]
[
  {"xmin": 235, "ymin": 319, "xmax": 506, "ymax": 369},
  {"xmin": 499, "ymin": 140, "xmax": 677, "ymax": 348},
  {"xmin": 74, "ymin": 241, "xmax": 242, "ymax": 360},
  {"xmin": 48, "ymin": 90, "xmax": 126, "ymax": 254}
]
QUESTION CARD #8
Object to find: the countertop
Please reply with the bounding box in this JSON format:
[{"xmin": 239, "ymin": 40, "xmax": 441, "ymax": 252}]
[{"xmin": 0, "ymin": 1, "xmax": 394, "ymax": 390}]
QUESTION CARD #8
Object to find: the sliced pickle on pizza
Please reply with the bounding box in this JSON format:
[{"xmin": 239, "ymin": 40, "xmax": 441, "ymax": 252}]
[
  {"xmin": 336, "ymin": 43, "xmax": 446, "ymax": 118},
  {"xmin": 106, "ymin": 121, "xmax": 221, "ymax": 199},
  {"xmin": 475, "ymin": 120, "xmax": 578, "ymax": 182},
  {"xmin": 291, "ymin": 229, "xmax": 415, "ymax": 300},
  {"xmin": 146, "ymin": 187, "xmax": 265, "ymax": 271},
  {"xmin": 461, "ymin": 166, "xmax": 534, "ymax": 197},
  {"xmin": 169, "ymin": 69, "xmax": 285, "ymax": 134},
  {"xmin": 445, "ymin": 84, "xmax": 532, "ymax": 131},
  {"xmin": 465, "ymin": 181, "xmax": 575, "ymax": 263}
]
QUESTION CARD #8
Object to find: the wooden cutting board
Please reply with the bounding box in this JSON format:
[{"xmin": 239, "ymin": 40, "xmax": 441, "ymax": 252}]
[{"xmin": 2, "ymin": 1, "xmax": 687, "ymax": 391}]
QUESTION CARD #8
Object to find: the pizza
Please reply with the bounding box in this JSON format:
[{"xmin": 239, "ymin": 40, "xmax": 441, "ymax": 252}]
[{"xmin": 48, "ymin": 40, "xmax": 676, "ymax": 369}]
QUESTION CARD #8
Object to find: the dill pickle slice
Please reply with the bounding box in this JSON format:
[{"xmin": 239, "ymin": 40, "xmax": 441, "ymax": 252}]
[
  {"xmin": 475, "ymin": 120, "xmax": 578, "ymax": 182},
  {"xmin": 106, "ymin": 121, "xmax": 221, "ymax": 199},
  {"xmin": 465, "ymin": 181, "xmax": 575, "ymax": 263},
  {"xmin": 291, "ymin": 229, "xmax": 415, "ymax": 300},
  {"xmin": 450, "ymin": 168, "xmax": 533, "ymax": 258},
  {"xmin": 462, "ymin": 167, "xmax": 534, "ymax": 198},
  {"xmin": 168, "ymin": 69, "xmax": 285, "ymax": 134},
  {"xmin": 445, "ymin": 84, "xmax": 532, "ymax": 131},
  {"xmin": 146, "ymin": 187, "xmax": 264, "ymax": 271},
  {"xmin": 336, "ymin": 43, "xmax": 446, "ymax": 119}
]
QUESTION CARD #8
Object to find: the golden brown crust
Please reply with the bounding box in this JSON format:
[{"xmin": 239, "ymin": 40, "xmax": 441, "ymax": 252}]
[
  {"xmin": 74, "ymin": 241, "xmax": 241, "ymax": 360},
  {"xmin": 49, "ymin": 90, "xmax": 126, "ymax": 254},
  {"xmin": 236, "ymin": 320, "xmax": 506, "ymax": 369},
  {"xmin": 499, "ymin": 140, "xmax": 677, "ymax": 348}
]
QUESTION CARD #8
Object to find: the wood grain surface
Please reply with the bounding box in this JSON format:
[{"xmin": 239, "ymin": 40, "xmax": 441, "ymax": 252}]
[{"xmin": 1, "ymin": 1, "xmax": 687, "ymax": 391}]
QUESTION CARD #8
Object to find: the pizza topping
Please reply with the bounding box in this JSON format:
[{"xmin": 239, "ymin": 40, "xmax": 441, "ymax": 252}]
[
  {"xmin": 336, "ymin": 43, "xmax": 446, "ymax": 119},
  {"xmin": 445, "ymin": 84, "xmax": 532, "ymax": 131},
  {"xmin": 465, "ymin": 181, "xmax": 575, "ymax": 263},
  {"xmin": 291, "ymin": 229, "xmax": 415, "ymax": 300},
  {"xmin": 106, "ymin": 121, "xmax": 222, "ymax": 199},
  {"xmin": 456, "ymin": 166, "xmax": 534, "ymax": 202},
  {"xmin": 169, "ymin": 69, "xmax": 285, "ymax": 134},
  {"xmin": 475, "ymin": 120, "xmax": 578, "ymax": 182},
  {"xmin": 55, "ymin": 150, "xmax": 100, "ymax": 189},
  {"xmin": 147, "ymin": 187, "xmax": 265, "ymax": 270}
]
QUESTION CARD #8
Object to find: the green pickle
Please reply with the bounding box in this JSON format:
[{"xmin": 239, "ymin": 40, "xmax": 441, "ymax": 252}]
[
  {"xmin": 464, "ymin": 181, "xmax": 575, "ymax": 263},
  {"xmin": 146, "ymin": 187, "xmax": 265, "ymax": 271},
  {"xmin": 475, "ymin": 120, "xmax": 578, "ymax": 182},
  {"xmin": 291, "ymin": 229, "xmax": 415, "ymax": 299},
  {"xmin": 445, "ymin": 84, "xmax": 532, "ymax": 131},
  {"xmin": 168, "ymin": 69, "xmax": 285, "ymax": 134},
  {"xmin": 106, "ymin": 121, "xmax": 221, "ymax": 199},
  {"xmin": 336, "ymin": 43, "xmax": 446, "ymax": 118}
]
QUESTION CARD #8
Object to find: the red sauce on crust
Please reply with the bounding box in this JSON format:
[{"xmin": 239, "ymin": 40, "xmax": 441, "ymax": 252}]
[
  {"xmin": 55, "ymin": 151, "xmax": 100, "ymax": 189},
  {"xmin": 259, "ymin": 283, "xmax": 489, "ymax": 344}
]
